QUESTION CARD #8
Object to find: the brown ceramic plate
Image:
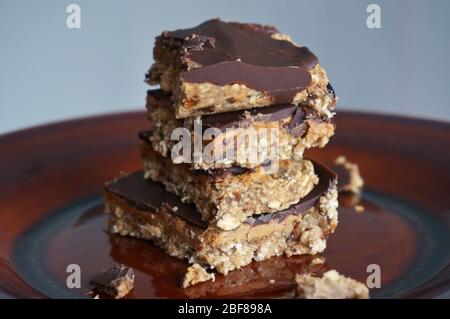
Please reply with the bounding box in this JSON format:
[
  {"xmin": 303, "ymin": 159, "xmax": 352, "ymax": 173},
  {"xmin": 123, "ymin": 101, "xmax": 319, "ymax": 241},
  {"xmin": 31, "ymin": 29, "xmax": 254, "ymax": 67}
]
[{"xmin": 0, "ymin": 111, "xmax": 449, "ymax": 299}]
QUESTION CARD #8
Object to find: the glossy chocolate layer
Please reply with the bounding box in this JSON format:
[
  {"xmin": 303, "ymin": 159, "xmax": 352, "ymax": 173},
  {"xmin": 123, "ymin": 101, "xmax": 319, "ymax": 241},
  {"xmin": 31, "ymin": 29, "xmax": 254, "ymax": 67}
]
[
  {"xmin": 332, "ymin": 163, "xmax": 351, "ymax": 192},
  {"xmin": 202, "ymin": 102, "xmax": 322, "ymax": 138},
  {"xmin": 104, "ymin": 162, "xmax": 336, "ymax": 229},
  {"xmin": 89, "ymin": 265, "xmax": 134, "ymax": 295},
  {"xmin": 105, "ymin": 171, "xmax": 206, "ymax": 227},
  {"xmin": 202, "ymin": 103, "xmax": 298, "ymax": 130},
  {"xmin": 159, "ymin": 19, "xmax": 318, "ymax": 103}
]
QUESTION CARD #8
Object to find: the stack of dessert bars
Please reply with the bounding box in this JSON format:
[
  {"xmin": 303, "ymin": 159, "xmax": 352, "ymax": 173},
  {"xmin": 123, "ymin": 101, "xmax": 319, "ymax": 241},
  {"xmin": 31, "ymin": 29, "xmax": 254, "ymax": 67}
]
[{"xmin": 104, "ymin": 19, "xmax": 338, "ymax": 283}]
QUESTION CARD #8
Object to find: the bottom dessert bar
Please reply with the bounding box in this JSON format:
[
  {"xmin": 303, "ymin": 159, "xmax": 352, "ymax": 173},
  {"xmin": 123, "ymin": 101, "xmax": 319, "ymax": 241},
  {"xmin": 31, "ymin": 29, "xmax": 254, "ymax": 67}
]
[{"xmin": 104, "ymin": 165, "xmax": 337, "ymax": 275}]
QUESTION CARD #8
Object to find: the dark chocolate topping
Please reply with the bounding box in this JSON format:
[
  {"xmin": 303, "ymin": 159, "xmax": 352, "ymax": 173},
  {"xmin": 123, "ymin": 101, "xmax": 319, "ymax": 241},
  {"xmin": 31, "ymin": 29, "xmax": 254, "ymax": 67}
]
[
  {"xmin": 201, "ymin": 103, "xmax": 298, "ymax": 130},
  {"xmin": 326, "ymin": 83, "xmax": 336, "ymax": 99},
  {"xmin": 105, "ymin": 162, "xmax": 336, "ymax": 229},
  {"xmin": 199, "ymin": 166, "xmax": 251, "ymax": 180},
  {"xmin": 106, "ymin": 171, "xmax": 206, "ymax": 227},
  {"xmin": 89, "ymin": 265, "xmax": 134, "ymax": 290},
  {"xmin": 287, "ymin": 107, "xmax": 308, "ymax": 137},
  {"xmin": 161, "ymin": 19, "xmax": 318, "ymax": 103},
  {"xmin": 181, "ymin": 62, "xmax": 312, "ymax": 103},
  {"xmin": 146, "ymin": 88, "xmax": 169, "ymax": 103},
  {"xmin": 146, "ymin": 89, "xmax": 327, "ymax": 135},
  {"xmin": 331, "ymin": 163, "xmax": 351, "ymax": 192},
  {"xmin": 167, "ymin": 19, "xmax": 318, "ymax": 69},
  {"xmin": 138, "ymin": 130, "xmax": 153, "ymax": 142}
]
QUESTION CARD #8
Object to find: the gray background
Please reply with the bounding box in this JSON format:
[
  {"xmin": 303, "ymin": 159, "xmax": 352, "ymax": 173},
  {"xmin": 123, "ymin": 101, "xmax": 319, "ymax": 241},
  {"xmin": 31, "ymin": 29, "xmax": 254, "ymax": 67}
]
[{"xmin": 1, "ymin": 0, "xmax": 449, "ymax": 134}]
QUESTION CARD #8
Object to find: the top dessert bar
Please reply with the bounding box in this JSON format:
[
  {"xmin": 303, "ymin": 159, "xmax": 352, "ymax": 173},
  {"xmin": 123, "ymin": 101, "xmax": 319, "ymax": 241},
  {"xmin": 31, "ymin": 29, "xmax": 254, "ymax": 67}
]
[{"xmin": 147, "ymin": 19, "xmax": 336, "ymax": 118}]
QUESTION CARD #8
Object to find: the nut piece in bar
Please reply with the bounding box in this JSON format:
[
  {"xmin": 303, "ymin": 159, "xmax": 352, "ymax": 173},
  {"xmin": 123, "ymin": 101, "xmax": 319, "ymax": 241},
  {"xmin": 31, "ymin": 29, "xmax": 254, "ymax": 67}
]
[
  {"xmin": 146, "ymin": 90, "xmax": 335, "ymax": 170},
  {"xmin": 89, "ymin": 265, "xmax": 135, "ymax": 299},
  {"xmin": 332, "ymin": 156, "xmax": 364, "ymax": 194},
  {"xmin": 146, "ymin": 19, "xmax": 336, "ymax": 118},
  {"xmin": 182, "ymin": 264, "xmax": 215, "ymax": 288},
  {"xmin": 104, "ymin": 163, "xmax": 338, "ymax": 275},
  {"xmin": 140, "ymin": 133, "xmax": 319, "ymax": 231},
  {"xmin": 296, "ymin": 270, "xmax": 369, "ymax": 299}
]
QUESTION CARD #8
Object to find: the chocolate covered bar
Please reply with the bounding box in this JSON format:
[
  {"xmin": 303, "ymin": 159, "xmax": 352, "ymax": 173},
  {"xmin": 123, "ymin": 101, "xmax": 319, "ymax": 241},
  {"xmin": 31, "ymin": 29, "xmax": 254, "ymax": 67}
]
[
  {"xmin": 104, "ymin": 164, "xmax": 338, "ymax": 275},
  {"xmin": 146, "ymin": 90, "xmax": 335, "ymax": 170},
  {"xmin": 140, "ymin": 133, "xmax": 319, "ymax": 230},
  {"xmin": 89, "ymin": 265, "xmax": 135, "ymax": 299},
  {"xmin": 146, "ymin": 19, "xmax": 336, "ymax": 118}
]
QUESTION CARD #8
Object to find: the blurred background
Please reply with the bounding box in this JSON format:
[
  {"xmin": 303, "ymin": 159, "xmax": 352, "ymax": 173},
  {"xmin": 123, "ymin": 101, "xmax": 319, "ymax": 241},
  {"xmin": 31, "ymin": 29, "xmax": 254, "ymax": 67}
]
[{"xmin": 1, "ymin": 0, "xmax": 449, "ymax": 134}]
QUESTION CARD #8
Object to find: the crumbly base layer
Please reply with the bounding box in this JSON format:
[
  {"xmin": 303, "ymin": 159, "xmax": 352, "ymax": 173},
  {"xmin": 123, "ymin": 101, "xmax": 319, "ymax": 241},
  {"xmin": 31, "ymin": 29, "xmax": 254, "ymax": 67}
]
[
  {"xmin": 141, "ymin": 142, "xmax": 318, "ymax": 230},
  {"xmin": 147, "ymin": 95, "xmax": 335, "ymax": 170},
  {"xmin": 296, "ymin": 270, "xmax": 369, "ymax": 299},
  {"xmin": 105, "ymin": 183, "xmax": 338, "ymax": 275}
]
